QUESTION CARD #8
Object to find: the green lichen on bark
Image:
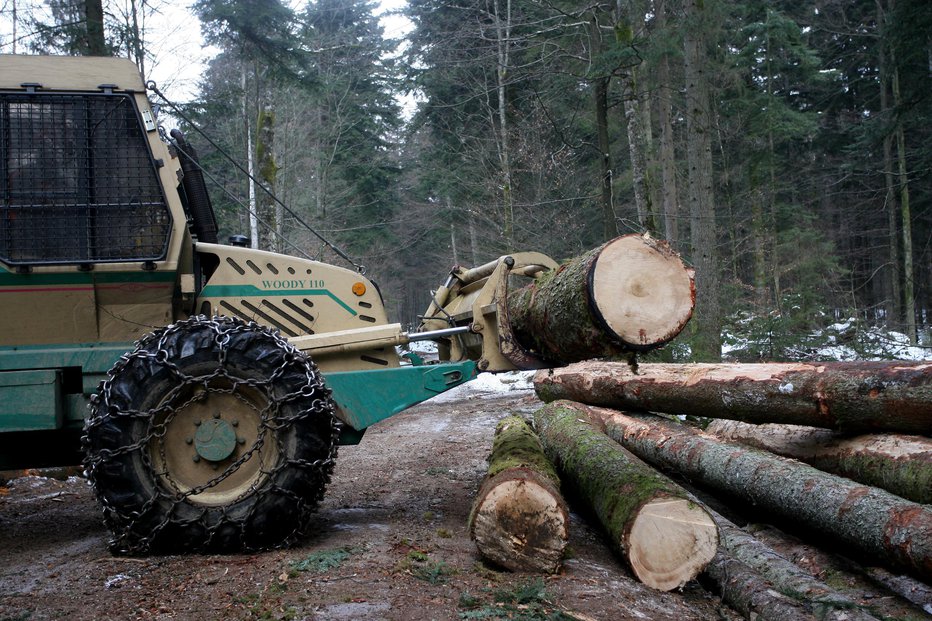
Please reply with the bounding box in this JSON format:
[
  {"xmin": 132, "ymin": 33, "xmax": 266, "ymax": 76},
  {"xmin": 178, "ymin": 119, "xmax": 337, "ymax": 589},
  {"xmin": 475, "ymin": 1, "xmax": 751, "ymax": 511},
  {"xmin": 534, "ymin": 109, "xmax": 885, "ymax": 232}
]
[
  {"xmin": 533, "ymin": 401, "xmax": 681, "ymax": 550},
  {"xmin": 486, "ymin": 416, "xmax": 559, "ymax": 486},
  {"xmin": 807, "ymin": 450, "xmax": 932, "ymax": 506},
  {"xmin": 507, "ymin": 242, "xmax": 628, "ymax": 364}
]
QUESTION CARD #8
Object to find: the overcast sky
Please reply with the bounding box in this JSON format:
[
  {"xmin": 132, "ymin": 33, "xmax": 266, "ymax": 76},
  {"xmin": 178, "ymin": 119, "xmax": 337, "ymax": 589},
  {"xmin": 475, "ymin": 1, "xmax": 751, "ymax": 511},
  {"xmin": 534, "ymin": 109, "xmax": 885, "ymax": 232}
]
[{"xmin": 0, "ymin": 0, "xmax": 412, "ymax": 103}]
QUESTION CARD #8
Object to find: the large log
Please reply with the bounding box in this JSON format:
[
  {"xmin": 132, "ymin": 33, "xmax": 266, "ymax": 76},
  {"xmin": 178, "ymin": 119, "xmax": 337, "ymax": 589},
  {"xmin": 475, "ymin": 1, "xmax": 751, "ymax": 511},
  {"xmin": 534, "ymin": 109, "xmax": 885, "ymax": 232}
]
[
  {"xmin": 468, "ymin": 416, "xmax": 569, "ymax": 573},
  {"xmin": 534, "ymin": 360, "xmax": 932, "ymax": 433},
  {"xmin": 705, "ymin": 420, "xmax": 932, "ymax": 504},
  {"xmin": 709, "ymin": 512, "xmax": 878, "ymax": 621},
  {"xmin": 594, "ymin": 409, "xmax": 932, "ymax": 582},
  {"xmin": 751, "ymin": 525, "xmax": 932, "ymax": 621},
  {"xmin": 704, "ymin": 550, "xmax": 820, "ymax": 621},
  {"xmin": 533, "ymin": 401, "xmax": 718, "ymax": 591},
  {"xmin": 507, "ymin": 234, "xmax": 694, "ymax": 363}
]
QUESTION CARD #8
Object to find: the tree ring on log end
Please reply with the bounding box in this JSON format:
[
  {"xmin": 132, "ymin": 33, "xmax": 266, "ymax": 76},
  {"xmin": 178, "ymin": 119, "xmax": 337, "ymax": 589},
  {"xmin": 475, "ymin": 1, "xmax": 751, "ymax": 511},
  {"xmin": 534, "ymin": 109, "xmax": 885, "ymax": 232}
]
[
  {"xmin": 626, "ymin": 496, "xmax": 719, "ymax": 591},
  {"xmin": 589, "ymin": 235, "xmax": 694, "ymax": 349},
  {"xmin": 471, "ymin": 475, "xmax": 568, "ymax": 574}
]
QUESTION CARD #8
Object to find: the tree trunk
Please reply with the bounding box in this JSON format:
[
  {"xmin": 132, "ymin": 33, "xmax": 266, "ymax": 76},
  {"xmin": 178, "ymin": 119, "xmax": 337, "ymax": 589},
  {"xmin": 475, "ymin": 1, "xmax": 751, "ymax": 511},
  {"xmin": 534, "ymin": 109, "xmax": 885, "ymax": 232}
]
[
  {"xmin": 243, "ymin": 64, "xmax": 259, "ymax": 249},
  {"xmin": 596, "ymin": 410, "xmax": 932, "ymax": 582},
  {"xmin": 656, "ymin": 0, "xmax": 680, "ymax": 250},
  {"xmin": 534, "ymin": 360, "xmax": 932, "ymax": 434},
  {"xmin": 492, "ymin": 0, "xmax": 515, "ymax": 249},
  {"xmin": 705, "ymin": 420, "xmax": 932, "ymax": 504},
  {"xmin": 84, "ymin": 0, "xmax": 106, "ymax": 55},
  {"xmin": 891, "ymin": 61, "xmax": 917, "ymax": 345},
  {"xmin": 507, "ymin": 234, "xmax": 694, "ymax": 364},
  {"xmin": 256, "ymin": 101, "xmax": 278, "ymax": 252},
  {"xmin": 751, "ymin": 525, "xmax": 932, "ymax": 621},
  {"xmin": 682, "ymin": 0, "xmax": 721, "ymax": 361},
  {"xmin": 590, "ymin": 15, "xmax": 617, "ymax": 241},
  {"xmin": 468, "ymin": 416, "xmax": 568, "ymax": 573},
  {"xmin": 877, "ymin": 1, "xmax": 902, "ymax": 328},
  {"xmin": 710, "ymin": 511, "xmax": 878, "ymax": 621},
  {"xmin": 533, "ymin": 401, "xmax": 718, "ymax": 591},
  {"xmin": 704, "ymin": 550, "xmax": 820, "ymax": 621}
]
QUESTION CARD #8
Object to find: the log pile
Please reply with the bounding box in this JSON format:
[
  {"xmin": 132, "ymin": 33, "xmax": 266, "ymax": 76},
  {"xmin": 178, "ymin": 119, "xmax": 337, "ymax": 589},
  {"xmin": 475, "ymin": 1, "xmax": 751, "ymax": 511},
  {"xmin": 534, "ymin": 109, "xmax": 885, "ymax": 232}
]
[
  {"xmin": 462, "ymin": 359, "xmax": 932, "ymax": 616},
  {"xmin": 463, "ymin": 244, "xmax": 930, "ymax": 612}
]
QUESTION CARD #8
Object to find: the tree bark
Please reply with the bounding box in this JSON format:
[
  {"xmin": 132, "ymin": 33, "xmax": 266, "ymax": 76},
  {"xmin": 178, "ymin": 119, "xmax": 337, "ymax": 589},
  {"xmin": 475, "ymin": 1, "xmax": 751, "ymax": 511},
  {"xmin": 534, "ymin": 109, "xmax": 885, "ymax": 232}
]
[
  {"xmin": 682, "ymin": 0, "xmax": 722, "ymax": 361},
  {"xmin": 84, "ymin": 0, "xmax": 106, "ymax": 56},
  {"xmin": 710, "ymin": 511, "xmax": 878, "ymax": 621},
  {"xmin": 705, "ymin": 420, "xmax": 932, "ymax": 504},
  {"xmin": 468, "ymin": 416, "xmax": 568, "ymax": 573},
  {"xmin": 534, "ymin": 360, "xmax": 932, "ymax": 434},
  {"xmin": 596, "ymin": 409, "xmax": 932, "ymax": 582},
  {"xmin": 533, "ymin": 401, "xmax": 718, "ymax": 591},
  {"xmin": 507, "ymin": 234, "xmax": 694, "ymax": 364},
  {"xmin": 704, "ymin": 550, "xmax": 820, "ymax": 621},
  {"xmin": 751, "ymin": 525, "xmax": 932, "ymax": 621}
]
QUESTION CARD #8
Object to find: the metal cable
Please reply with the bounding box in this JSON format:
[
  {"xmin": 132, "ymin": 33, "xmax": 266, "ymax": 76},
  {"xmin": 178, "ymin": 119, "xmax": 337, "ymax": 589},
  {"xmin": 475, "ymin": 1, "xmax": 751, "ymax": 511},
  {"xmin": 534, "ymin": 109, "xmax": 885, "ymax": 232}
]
[{"xmin": 146, "ymin": 81, "xmax": 366, "ymax": 274}]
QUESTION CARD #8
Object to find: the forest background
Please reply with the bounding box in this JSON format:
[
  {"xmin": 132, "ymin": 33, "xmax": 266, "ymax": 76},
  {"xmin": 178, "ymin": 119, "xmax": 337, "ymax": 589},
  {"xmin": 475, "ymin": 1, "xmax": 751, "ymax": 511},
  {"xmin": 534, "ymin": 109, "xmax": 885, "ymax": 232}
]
[{"xmin": 1, "ymin": 0, "xmax": 930, "ymax": 363}]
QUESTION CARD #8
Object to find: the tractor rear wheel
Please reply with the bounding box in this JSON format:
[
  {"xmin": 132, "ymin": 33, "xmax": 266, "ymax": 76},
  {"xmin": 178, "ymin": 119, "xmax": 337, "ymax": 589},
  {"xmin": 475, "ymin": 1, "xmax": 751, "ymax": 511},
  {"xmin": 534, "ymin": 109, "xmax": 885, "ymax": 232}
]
[{"xmin": 83, "ymin": 315, "xmax": 340, "ymax": 554}]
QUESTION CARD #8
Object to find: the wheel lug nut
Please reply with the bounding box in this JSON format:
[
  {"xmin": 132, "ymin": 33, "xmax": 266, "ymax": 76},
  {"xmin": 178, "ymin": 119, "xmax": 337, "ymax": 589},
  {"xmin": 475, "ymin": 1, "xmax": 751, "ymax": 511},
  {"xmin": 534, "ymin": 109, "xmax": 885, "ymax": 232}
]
[
  {"xmin": 194, "ymin": 420, "xmax": 201, "ymax": 426},
  {"xmin": 185, "ymin": 437, "xmax": 193, "ymax": 445},
  {"xmin": 192, "ymin": 455, "xmax": 201, "ymax": 463},
  {"xmin": 213, "ymin": 412, "xmax": 221, "ymax": 419},
  {"xmin": 231, "ymin": 420, "xmax": 239, "ymax": 427},
  {"xmin": 237, "ymin": 436, "xmax": 246, "ymax": 445}
]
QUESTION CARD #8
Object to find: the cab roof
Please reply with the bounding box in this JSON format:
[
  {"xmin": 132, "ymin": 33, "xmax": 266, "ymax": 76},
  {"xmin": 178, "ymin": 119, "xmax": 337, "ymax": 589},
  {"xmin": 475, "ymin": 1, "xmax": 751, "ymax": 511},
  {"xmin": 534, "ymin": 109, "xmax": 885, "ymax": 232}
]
[{"xmin": 0, "ymin": 54, "xmax": 145, "ymax": 92}]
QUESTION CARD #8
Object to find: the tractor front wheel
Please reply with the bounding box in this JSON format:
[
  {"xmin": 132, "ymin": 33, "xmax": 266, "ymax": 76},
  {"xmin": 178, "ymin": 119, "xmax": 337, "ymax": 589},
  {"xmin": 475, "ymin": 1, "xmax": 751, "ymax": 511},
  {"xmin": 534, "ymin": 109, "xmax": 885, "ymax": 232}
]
[{"xmin": 83, "ymin": 316, "xmax": 339, "ymax": 554}]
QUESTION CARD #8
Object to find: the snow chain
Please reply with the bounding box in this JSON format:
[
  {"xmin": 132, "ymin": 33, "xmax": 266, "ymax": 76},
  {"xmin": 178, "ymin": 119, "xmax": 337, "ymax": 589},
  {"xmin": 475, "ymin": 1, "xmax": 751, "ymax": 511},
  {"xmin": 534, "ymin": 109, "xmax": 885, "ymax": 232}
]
[{"xmin": 83, "ymin": 315, "xmax": 341, "ymax": 554}]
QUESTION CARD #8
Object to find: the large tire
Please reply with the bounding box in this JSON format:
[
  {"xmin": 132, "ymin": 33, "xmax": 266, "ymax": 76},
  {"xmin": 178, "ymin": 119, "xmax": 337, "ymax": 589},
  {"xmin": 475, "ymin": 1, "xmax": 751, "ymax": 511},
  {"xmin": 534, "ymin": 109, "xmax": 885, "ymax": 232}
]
[{"xmin": 83, "ymin": 316, "xmax": 340, "ymax": 554}]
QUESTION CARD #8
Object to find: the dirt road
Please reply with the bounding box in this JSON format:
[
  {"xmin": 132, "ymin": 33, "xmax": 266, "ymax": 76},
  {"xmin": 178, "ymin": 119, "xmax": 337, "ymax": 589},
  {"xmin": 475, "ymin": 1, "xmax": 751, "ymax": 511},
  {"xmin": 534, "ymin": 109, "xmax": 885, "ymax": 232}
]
[{"xmin": 0, "ymin": 379, "xmax": 732, "ymax": 621}]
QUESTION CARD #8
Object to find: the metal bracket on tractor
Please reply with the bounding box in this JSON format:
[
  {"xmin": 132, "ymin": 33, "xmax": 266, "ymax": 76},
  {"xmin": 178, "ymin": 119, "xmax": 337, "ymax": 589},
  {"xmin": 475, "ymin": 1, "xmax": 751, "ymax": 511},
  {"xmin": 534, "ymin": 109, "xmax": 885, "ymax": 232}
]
[{"xmin": 286, "ymin": 251, "xmax": 559, "ymax": 437}]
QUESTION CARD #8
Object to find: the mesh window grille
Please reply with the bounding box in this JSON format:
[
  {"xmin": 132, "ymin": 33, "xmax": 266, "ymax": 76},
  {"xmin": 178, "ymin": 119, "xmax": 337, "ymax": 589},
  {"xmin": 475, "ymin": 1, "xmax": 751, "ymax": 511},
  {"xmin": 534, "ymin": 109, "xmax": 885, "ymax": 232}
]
[{"xmin": 0, "ymin": 92, "xmax": 171, "ymax": 265}]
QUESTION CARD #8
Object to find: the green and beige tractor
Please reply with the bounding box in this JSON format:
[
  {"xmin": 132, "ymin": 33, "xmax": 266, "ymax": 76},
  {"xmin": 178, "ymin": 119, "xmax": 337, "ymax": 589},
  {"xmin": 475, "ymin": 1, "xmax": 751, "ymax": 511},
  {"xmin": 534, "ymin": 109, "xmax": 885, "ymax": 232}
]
[{"xmin": 0, "ymin": 55, "xmax": 694, "ymax": 554}]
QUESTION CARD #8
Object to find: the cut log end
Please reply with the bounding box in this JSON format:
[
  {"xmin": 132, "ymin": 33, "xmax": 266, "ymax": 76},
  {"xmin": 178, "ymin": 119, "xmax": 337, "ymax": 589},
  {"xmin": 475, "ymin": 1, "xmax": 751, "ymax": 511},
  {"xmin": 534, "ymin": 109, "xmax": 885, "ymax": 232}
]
[
  {"xmin": 470, "ymin": 474, "xmax": 569, "ymax": 574},
  {"xmin": 590, "ymin": 235, "xmax": 694, "ymax": 348},
  {"xmin": 626, "ymin": 497, "xmax": 719, "ymax": 591}
]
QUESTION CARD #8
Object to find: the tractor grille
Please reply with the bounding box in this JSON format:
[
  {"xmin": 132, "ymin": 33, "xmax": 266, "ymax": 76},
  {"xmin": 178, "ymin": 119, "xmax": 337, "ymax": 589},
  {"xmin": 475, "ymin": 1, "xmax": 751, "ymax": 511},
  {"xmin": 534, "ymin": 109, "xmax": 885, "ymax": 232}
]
[{"xmin": 0, "ymin": 92, "xmax": 171, "ymax": 265}]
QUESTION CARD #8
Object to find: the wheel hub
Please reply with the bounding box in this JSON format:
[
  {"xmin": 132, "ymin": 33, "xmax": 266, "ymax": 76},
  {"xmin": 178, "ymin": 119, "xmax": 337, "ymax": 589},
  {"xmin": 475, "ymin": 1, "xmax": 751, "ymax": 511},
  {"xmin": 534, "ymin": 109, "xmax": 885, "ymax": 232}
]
[{"xmin": 194, "ymin": 418, "xmax": 238, "ymax": 462}]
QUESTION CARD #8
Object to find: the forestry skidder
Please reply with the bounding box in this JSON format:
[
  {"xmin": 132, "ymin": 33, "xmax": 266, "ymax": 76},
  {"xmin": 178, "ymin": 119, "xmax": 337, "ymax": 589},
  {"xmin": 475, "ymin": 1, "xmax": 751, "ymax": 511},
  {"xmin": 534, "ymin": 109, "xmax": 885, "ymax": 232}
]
[{"xmin": 0, "ymin": 55, "xmax": 695, "ymax": 554}]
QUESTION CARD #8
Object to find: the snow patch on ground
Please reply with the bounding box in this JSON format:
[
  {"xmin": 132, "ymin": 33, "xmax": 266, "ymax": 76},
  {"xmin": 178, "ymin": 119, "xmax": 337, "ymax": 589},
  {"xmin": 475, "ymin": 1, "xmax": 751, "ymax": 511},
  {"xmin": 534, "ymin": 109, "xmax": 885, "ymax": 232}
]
[{"xmin": 427, "ymin": 370, "xmax": 535, "ymax": 404}]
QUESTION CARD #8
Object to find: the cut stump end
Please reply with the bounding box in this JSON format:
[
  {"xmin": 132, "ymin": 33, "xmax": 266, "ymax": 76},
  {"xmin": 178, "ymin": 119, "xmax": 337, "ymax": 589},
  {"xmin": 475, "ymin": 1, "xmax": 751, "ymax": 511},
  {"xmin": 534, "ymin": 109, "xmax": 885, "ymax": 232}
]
[
  {"xmin": 471, "ymin": 475, "xmax": 569, "ymax": 574},
  {"xmin": 626, "ymin": 496, "xmax": 719, "ymax": 591},
  {"xmin": 591, "ymin": 235, "xmax": 694, "ymax": 348}
]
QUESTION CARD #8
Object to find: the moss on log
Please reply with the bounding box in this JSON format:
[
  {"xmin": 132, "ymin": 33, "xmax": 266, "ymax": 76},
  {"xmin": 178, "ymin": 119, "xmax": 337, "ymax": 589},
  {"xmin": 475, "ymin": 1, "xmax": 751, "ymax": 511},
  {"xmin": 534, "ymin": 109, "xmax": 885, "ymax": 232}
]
[
  {"xmin": 596, "ymin": 410, "xmax": 932, "ymax": 583},
  {"xmin": 710, "ymin": 512, "xmax": 879, "ymax": 620},
  {"xmin": 534, "ymin": 360, "xmax": 932, "ymax": 433},
  {"xmin": 469, "ymin": 416, "xmax": 568, "ymax": 573},
  {"xmin": 705, "ymin": 420, "xmax": 932, "ymax": 504},
  {"xmin": 704, "ymin": 551, "xmax": 821, "ymax": 621},
  {"xmin": 533, "ymin": 401, "xmax": 718, "ymax": 591},
  {"xmin": 751, "ymin": 525, "xmax": 932, "ymax": 621},
  {"xmin": 506, "ymin": 234, "xmax": 694, "ymax": 363}
]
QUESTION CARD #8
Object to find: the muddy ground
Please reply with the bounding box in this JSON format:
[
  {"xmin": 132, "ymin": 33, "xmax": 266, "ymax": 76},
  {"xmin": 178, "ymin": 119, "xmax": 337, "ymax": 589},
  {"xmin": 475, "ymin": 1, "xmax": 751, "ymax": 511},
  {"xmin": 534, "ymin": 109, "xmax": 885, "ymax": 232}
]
[{"xmin": 0, "ymin": 380, "xmax": 740, "ymax": 621}]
